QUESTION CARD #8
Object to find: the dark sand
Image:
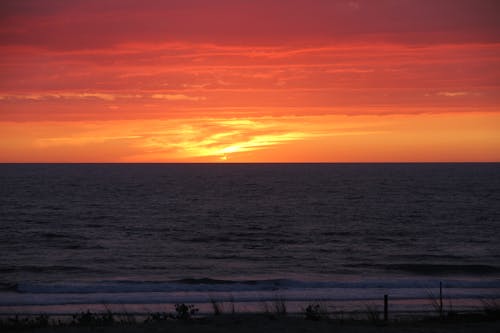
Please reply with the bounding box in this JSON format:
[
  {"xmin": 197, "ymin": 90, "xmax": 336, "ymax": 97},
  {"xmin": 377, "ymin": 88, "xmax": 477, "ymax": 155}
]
[{"xmin": 4, "ymin": 315, "xmax": 500, "ymax": 333}]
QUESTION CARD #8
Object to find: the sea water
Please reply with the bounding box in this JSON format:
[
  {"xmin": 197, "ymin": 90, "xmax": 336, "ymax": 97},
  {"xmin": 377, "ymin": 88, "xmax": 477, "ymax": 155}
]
[{"xmin": 1, "ymin": 163, "xmax": 499, "ymax": 314}]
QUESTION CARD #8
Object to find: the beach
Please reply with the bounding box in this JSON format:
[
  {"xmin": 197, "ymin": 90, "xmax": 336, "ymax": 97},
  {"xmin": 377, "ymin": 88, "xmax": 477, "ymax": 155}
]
[{"xmin": 2, "ymin": 313, "xmax": 500, "ymax": 333}]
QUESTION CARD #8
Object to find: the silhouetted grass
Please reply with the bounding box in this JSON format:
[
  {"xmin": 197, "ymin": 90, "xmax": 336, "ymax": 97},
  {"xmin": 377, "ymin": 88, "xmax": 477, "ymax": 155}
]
[
  {"xmin": 364, "ymin": 304, "xmax": 381, "ymax": 323},
  {"xmin": 144, "ymin": 311, "xmax": 170, "ymax": 323},
  {"xmin": 0, "ymin": 314, "xmax": 50, "ymax": 330},
  {"xmin": 2, "ymin": 299, "xmax": 500, "ymax": 331},
  {"xmin": 174, "ymin": 303, "xmax": 199, "ymax": 320},
  {"xmin": 481, "ymin": 298, "xmax": 500, "ymax": 319},
  {"xmin": 209, "ymin": 298, "xmax": 224, "ymax": 316},
  {"xmin": 262, "ymin": 297, "xmax": 287, "ymax": 317},
  {"xmin": 71, "ymin": 310, "xmax": 115, "ymax": 326},
  {"xmin": 302, "ymin": 303, "xmax": 329, "ymax": 321}
]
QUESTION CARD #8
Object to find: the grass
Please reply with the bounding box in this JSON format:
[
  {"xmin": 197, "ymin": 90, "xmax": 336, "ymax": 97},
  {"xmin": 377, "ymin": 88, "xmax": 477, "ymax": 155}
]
[
  {"xmin": 209, "ymin": 298, "xmax": 238, "ymax": 316},
  {"xmin": 1, "ymin": 299, "xmax": 500, "ymax": 330},
  {"xmin": 0, "ymin": 314, "xmax": 51, "ymax": 330},
  {"xmin": 71, "ymin": 310, "xmax": 115, "ymax": 326},
  {"xmin": 174, "ymin": 303, "xmax": 199, "ymax": 320},
  {"xmin": 427, "ymin": 282, "xmax": 446, "ymax": 318},
  {"xmin": 262, "ymin": 297, "xmax": 287, "ymax": 317},
  {"xmin": 364, "ymin": 304, "xmax": 381, "ymax": 323},
  {"xmin": 209, "ymin": 299, "xmax": 224, "ymax": 316},
  {"xmin": 144, "ymin": 311, "xmax": 170, "ymax": 323},
  {"xmin": 302, "ymin": 303, "xmax": 329, "ymax": 321},
  {"xmin": 119, "ymin": 311, "xmax": 137, "ymax": 324},
  {"xmin": 481, "ymin": 298, "xmax": 500, "ymax": 319}
]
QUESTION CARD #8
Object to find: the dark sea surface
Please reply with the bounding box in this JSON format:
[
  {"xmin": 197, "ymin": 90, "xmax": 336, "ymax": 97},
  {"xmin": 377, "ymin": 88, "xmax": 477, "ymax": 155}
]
[{"xmin": 1, "ymin": 163, "xmax": 499, "ymax": 314}]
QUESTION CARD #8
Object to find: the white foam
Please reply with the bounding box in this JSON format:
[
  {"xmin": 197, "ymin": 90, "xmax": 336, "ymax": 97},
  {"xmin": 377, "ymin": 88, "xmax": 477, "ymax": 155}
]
[
  {"xmin": 2, "ymin": 278, "xmax": 499, "ymax": 307},
  {"xmin": 15, "ymin": 278, "xmax": 500, "ymax": 294}
]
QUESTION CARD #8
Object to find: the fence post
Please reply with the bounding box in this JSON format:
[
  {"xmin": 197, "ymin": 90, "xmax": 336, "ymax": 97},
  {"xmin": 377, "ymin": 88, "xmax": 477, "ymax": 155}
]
[
  {"xmin": 384, "ymin": 294, "xmax": 388, "ymax": 321},
  {"xmin": 439, "ymin": 281, "xmax": 443, "ymax": 318}
]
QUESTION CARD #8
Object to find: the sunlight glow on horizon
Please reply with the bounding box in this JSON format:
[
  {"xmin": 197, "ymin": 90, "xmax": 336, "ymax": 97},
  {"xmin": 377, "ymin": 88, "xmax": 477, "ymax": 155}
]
[{"xmin": 1, "ymin": 112, "xmax": 499, "ymax": 162}]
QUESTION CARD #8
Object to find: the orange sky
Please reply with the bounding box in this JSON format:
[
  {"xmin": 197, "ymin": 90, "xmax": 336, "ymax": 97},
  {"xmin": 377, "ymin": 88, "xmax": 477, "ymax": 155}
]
[{"xmin": 1, "ymin": 0, "xmax": 499, "ymax": 162}]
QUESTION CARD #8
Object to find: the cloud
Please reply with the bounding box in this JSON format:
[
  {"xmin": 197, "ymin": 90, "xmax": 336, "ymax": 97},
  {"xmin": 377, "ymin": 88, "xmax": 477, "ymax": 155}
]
[
  {"xmin": 36, "ymin": 135, "xmax": 142, "ymax": 147},
  {"xmin": 437, "ymin": 91, "xmax": 469, "ymax": 97},
  {"xmin": 3, "ymin": 112, "xmax": 499, "ymax": 162},
  {"xmin": 0, "ymin": 92, "xmax": 137, "ymax": 101},
  {"xmin": 66, "ymin": 93, "xmax": 117, "ymax": 101},
  {"xmin": 1, "ymin": 41, "xmax": 497, "ymax": 122},
  {"xmin": 348, "ymin": 1, "xmax": 360, "ymax": 10},
  {"xmin": 2, "ymin": 0, "xmax": 499, "ymax": 50},
  {"xmin": 128, "ymin": 115, "xmax": 380, "ymax": 161},
  {"xmin": 151, "ymin": 94, "xmax": 206, "ymax": 101},
  {"xmin": 326, "ymin": 68, "xmax": 374, "ymax": 73}
]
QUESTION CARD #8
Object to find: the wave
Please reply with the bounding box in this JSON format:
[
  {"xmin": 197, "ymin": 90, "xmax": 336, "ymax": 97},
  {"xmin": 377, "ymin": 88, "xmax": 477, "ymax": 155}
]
[
  {"xmin": 1, "ymin": 285, "xmax": 499, "ymax": 308},
  {"xmin": 12, "ymin": 277, "xmax": 500, "ymax": 294},
  {"xmin": 0, "ymin": 265, "xmax": 92, "ymax": 274},
  {"xmin": 384, "ymin": 264, "xmax": 500, "ymax": 275},
  {"xmin": 1, "ymin": 277, "xmax": 499, "ymax": 308}
]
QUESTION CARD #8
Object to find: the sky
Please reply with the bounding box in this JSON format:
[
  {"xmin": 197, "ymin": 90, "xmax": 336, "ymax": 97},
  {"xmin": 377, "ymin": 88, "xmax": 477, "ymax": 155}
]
[{"xmin": 1, "ymin": 0, "xmax": 499, "ymax": 162}]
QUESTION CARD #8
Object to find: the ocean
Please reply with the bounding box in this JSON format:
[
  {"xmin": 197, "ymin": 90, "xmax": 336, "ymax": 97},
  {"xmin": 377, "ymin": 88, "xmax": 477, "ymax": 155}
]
[{"xmin": 1, "ymin": 163, "xmax": 499, "ymax": 315}]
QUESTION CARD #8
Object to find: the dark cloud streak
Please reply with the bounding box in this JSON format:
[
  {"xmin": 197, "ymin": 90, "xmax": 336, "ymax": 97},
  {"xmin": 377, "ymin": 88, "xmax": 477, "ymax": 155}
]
[{"xmin": 1, "ymin": 0, "xmax": 499, "ymax": 50}]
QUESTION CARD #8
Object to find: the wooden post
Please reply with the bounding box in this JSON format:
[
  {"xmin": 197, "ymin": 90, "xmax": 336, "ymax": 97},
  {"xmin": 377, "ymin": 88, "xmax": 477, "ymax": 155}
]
[
  {"xmin": 439, "ymin": 281, "xmax": 443, "ymax": 318},
  {"xmin": 384, "ymin": 294, "xmax": 388, "ymax": 321}
]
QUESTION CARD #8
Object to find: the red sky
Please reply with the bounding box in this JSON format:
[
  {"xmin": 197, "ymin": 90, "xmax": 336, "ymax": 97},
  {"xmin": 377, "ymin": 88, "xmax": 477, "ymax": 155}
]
[{"xmin": 1, "ymin": 0, "xmax": 499, "ymax": 162}]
